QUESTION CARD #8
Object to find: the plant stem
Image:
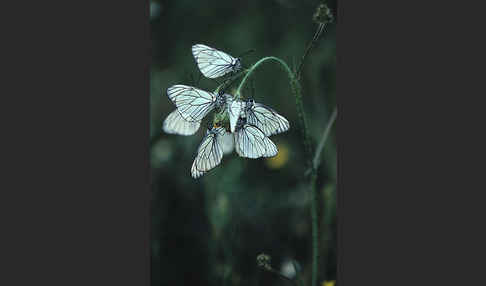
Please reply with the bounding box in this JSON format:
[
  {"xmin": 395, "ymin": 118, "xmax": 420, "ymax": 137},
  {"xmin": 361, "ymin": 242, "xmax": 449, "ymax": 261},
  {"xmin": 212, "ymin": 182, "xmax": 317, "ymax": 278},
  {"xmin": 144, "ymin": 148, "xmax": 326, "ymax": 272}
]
[
  {"xmin": 313, "ymin": 107, "xmax": 337, "ymax": 170},
  {"xmin": 234, "ymin": 56, "xmax": 313, "ymax": 167},
  {"xmin": 236, "ymin": 46, "xmax": 332, "ymax": 286},
  {"xmin": 235, "ymin": 56, "xmax": 294, "ymax": 100},
  {"xmin": 310, "ymin": 170, "xmax": 318, "ymax": 286},
  {"xmin": 296, "ymin": 23, "xmax": 326, "ymax": 80}
]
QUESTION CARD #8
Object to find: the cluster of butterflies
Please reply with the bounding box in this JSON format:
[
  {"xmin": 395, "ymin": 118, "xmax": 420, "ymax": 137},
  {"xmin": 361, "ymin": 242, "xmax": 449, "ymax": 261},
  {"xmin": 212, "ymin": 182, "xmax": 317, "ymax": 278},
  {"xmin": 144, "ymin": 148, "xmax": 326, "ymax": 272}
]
[{"xmin": 163, "ymin": 44, "xmax": 289, "ymax": 178}]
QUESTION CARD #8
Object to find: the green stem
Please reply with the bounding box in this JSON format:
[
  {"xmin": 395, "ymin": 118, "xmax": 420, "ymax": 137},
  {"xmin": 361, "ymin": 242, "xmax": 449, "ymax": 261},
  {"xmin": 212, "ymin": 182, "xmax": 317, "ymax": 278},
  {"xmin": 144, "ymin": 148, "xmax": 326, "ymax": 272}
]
[
  {"xmin": 235, "ymin": 56, "xmax": 294, "ymax": 100},
  {"xmin": 313, "ymin": 107, "xmax": 337, "ymax": 170},
  {"xmin": 235, "ymin": 56, "xmax": 313, "ymax": 163},
  {"xmin": 237, "ymin": 56, "xmax": 318, "ymax": 286},
  {"xmin": 310, "ymin": 171, "xmax": 318, "ymax": 286}
]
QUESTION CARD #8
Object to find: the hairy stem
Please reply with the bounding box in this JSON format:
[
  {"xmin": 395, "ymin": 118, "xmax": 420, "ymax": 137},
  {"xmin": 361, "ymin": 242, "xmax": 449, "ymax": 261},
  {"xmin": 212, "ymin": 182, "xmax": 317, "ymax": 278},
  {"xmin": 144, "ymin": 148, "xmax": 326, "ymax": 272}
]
[
  {"xmin": 296, "ymin": 21, "xmax": 329, "ymax": 286},
  {"xmin": 235, "ymin": 56, "xmax": 313, "ymax": 166},
  {"xmin": 237, "ymin": 40, "xmax": 332, "ymax": 286}
]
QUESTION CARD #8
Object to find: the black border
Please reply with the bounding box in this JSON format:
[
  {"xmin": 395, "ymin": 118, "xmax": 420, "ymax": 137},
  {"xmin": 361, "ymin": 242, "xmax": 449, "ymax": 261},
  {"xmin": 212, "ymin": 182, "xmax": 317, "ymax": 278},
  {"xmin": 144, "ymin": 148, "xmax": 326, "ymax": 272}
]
[{"xmin": 5, "ymin": 0, "xmax": 484, "ymax": 285}]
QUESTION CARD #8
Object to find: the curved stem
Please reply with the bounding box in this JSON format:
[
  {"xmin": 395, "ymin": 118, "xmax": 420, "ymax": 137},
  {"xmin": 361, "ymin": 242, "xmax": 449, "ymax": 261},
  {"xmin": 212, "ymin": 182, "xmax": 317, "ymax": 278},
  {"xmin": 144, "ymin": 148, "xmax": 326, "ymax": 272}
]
[
  {"xmin": 235, "ymin": 56, "xmax": 294, "ymax": 100},
  {"xmin": 235, "ymin": 56, "xmax": 313, "ymax": 163},
  {"xmin": 237, "ymin": 56, "xmax": 319, "ymax": 286}
]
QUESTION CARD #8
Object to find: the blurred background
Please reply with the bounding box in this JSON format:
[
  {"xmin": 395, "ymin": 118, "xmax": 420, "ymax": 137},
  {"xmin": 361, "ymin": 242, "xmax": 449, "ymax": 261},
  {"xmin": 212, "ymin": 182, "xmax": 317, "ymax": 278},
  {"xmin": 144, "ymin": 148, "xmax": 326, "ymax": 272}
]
[{"xmin": 150, "ymin": 0, "xmax": 337, "ymax": 285}]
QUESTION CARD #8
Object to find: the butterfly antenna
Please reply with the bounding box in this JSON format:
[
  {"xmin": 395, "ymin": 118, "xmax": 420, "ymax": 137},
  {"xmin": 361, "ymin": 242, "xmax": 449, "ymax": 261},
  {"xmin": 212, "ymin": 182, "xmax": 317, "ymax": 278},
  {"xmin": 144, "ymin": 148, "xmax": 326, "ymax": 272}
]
[
  {"xmin": 219, "ymin": 75, "xmax": 243, "ymax": 95},
  {"xmin": 189, "ymin": 72, "xmax": 195, "ymax": 86},
  {"xmin": 210, "ymin": 78, "xmax": 222, "ymax": 86},
  {"xmin": 237, "ymin": 49, "xmax": 255, "ymax": 59}
]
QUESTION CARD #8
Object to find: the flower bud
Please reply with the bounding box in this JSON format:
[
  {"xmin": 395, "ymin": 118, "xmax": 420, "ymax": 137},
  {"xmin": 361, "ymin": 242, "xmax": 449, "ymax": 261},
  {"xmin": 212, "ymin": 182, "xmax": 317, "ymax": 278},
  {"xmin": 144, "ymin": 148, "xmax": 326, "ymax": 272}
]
[{"xmin": 313, "ymin": 3, "xmax": 334, "ymax": 25}]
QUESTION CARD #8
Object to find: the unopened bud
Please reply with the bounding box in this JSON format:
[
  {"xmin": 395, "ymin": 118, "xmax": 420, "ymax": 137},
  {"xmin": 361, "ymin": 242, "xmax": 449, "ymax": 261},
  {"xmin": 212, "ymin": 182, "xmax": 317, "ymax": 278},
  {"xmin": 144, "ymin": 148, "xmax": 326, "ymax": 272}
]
[
  {"xmin": 256, "ymin": 253, "xmax": 272, "ymax": 270},
  {"xmin": 313, "ymin": 3, "xmax": 334, "ymax": 25}
]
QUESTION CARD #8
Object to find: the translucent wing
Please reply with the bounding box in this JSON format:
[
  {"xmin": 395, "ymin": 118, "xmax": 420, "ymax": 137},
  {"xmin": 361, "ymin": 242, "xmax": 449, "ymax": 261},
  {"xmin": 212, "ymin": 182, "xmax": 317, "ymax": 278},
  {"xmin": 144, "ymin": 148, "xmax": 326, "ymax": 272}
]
[
  {"xmin": 227, "ymin": 96, "xmax": 245, "ymax": 133},
  {"xmin": 167, "ymin": 85, "xmax": 216, "ymax": 122},
  {"xmin": 192, "ymin": 44, "xmax": 239, "ymax": 79},
  {"xmin": 194, "ymin": 126, "xmax": 226, "ymax": 172},
  {"xmin": 162, "ymin": 109, "xmax": 201, "ymax": 136},
  {"xmin": 246, "ymin": 102, "xmax": 290, "ymax": 136},
  {"xmin": 191, "ymin": 160, "xmax": 205, "ymax": 179},
  {"xmin": 234, "ymin": 124, "xmax": 278, "ymax": 158},
  {"xmin": 221, "ymin": 132, "xmax": 235, "ymax": 155}
]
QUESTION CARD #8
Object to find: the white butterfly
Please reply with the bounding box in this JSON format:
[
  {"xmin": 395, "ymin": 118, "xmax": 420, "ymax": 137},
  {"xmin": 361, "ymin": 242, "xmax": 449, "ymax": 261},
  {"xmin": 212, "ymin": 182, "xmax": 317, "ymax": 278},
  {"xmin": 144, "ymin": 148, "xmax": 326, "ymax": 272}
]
[
  {"xmin": 162, "ymin": 109, "xmax": 201, "ymax": 136},
  {"xmin": 190, "ymin": 127, "xmax": 235, "ymax": 179},
  {"xmin": 226, "ymin": 95, "xmax": 246, "ymax": 133},
  {"xmin": 167, "ymin": 85, "xmax": 228, "ymax": 122},
  {"xmin": 191, "ymin": 159, "xmax": 205, "ymax": 179},
  {"xmin": 243, "ymin": 99, "xmax": 290, "ymax": 136},
  {"xmin": 191, "ymin": 126, "xmax": 227, "ymax": 179},
  {"xmin": 234, "ymin": 118, "xmax": 278, "ymax": 159},
  {"xmin": 192, "ymin": 44, "xmax": 241, "ymax": 79}
]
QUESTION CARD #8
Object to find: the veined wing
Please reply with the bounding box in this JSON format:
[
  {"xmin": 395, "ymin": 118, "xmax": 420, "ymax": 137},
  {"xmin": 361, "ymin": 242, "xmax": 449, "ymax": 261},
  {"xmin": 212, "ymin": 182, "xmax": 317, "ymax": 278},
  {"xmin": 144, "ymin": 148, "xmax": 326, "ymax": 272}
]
[
  {"xmin": 192, "ymin": 44, "xmax": 238, "ymax": 79},
  {"xmin": 167, "ymin": 85, "xmax": 216, "ymax": 122},
  {"xmin": 246, "ymin": 102, "xmax": 290, "ymax": 136},
  {"xmin": 234, "ymin": 124, "xmax": 278, "ymax": 159},
  {"xmin": 227, "ymin": 96, "xmax": 245, "ymax": 133},
  {"xmin": 194, "ymin": 126, "xmax": 226, "ymax": 172},
  {"xmin": 191, "ymin": 160, "xmax": 205, "ymax": 179},
  {"xmin": 162, "ymin": 109, "xmax": 201, "ymax": 136}
]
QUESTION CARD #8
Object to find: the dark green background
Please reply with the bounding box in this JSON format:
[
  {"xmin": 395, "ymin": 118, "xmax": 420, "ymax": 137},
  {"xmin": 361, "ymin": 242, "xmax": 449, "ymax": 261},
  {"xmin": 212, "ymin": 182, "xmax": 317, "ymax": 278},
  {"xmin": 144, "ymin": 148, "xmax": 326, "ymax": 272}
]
[{"xmin": 150, "ymin": 0, "xmax": 337, "ymax": 285}]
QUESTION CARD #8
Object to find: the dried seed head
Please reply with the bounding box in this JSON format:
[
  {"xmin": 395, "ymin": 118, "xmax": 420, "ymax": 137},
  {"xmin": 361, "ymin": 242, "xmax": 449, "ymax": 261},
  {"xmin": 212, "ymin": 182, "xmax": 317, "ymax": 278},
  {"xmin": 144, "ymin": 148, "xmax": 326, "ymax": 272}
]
[
  {"xmin": 256, "ymin": 253, "xmax": 272, "ymax": 270},
  {"xmin": 313, "ymin": 3, "xmax": 334, "ymax": 25}
]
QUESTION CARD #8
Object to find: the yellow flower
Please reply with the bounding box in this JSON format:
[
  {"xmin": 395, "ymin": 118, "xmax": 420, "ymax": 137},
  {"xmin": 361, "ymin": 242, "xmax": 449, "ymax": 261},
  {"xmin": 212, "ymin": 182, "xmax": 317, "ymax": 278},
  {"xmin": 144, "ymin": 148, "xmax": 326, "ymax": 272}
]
[
  {"xmin": 265, "ymin": 142, "xmax": 289, "ymax": 169},
  {"xmin": 322, "ymin": 281, "xmax": 336, "ymax": 286}
]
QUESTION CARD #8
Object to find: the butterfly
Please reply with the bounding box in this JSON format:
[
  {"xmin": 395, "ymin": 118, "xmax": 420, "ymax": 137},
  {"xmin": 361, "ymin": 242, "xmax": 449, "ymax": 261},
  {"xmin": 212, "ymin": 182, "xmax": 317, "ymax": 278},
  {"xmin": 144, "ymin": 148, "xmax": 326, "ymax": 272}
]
[
  {"xmin": 167, "ymin": 85, "xmax": 228, "ymax": 122},
  {"xmin": 225, "ymin": 95, "xmax": 246, "ymax": 133},
  {"xmin": 162, "ymin": 109, "xmax": 201, "ymax": 136},
  {"xmin": 243, "ymin": 99, "xmax": 290, "ymax": 136},
  {"xmin": 190, "ymin": 129, "xmax": 235, "ymax": 179},
  {"xmin": 190, "ymin": 160, "xmax": 205, "ymax": 179},
  {"xmin": 234, "ymin": 118, "xmax": 278, "ymax": 159},
  {"xmin": 192, "ymin": 44, "xmax": 242, "ymax": 79},
  {"xmin": 191, "ymin": 125, "xmax": 227, "ymax": 178}
]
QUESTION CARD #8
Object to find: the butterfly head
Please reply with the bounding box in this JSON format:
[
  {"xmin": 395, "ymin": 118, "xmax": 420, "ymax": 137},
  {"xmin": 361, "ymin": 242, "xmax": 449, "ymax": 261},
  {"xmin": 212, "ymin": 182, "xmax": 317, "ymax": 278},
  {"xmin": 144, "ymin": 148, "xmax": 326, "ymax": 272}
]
[
  {"xmin": 232, "ymin": 58, "xmax": 242, "ymax": 72},
  {"xmin": 215, "ymin": 92, "xmax": 230, "ymax": 110},
  {"xmin": 246, "ymin": 98, "xmax": 255, "ymax": 109},
  {"xmin": 235, "ymin": 116, "xmax": 247, "ymax": 131}
]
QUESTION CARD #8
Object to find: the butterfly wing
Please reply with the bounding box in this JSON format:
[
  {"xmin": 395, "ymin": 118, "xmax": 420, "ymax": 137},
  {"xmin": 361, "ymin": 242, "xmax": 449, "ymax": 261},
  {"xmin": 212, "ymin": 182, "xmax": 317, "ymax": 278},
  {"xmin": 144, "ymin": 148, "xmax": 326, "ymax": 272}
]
[
  {"xmin": 162, "ymin": 109, "xmax": 201, "ymax": 136},
  {"xmin": 234, "ymin": 124, "xmax": 278, "ymax": 158},
  {"xmin": 246, "ymin": 103, "xmax": 290, "ymax": 136},
  {"xmin": 228, "ymin": 97, "xmax": 245, "ymax": 133},
  {"xmin": 167, "ymin": 85, "xmax": 216, "ymax": 122},
  {"xmin": 194, "ymin": 127, "xmax": 226, "ymax": 172},
  {"xmin": 221, "ymin": 132, "xmax": 235, "ymax": 155},
  {"xmin": 191, "ymin": 159, "xmax": 205, "ymax": 179},
  {"xmin": 192, "ymin": 44, "xmax": 237, "ymax": 79}
]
